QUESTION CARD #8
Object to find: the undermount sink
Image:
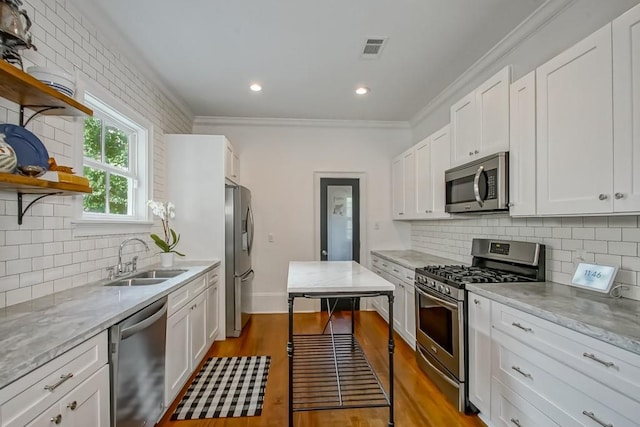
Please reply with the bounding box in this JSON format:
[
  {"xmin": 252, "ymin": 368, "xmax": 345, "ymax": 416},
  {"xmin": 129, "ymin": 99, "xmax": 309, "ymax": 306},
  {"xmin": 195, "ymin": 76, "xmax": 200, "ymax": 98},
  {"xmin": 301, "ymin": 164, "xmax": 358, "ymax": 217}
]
[
  {"xmin": 131, "ymin": 269, "xmax": 187, "ymax": 279},
  {"xmin": 106, "ymin": 278, "xmax": 167, "ymax": 287}
]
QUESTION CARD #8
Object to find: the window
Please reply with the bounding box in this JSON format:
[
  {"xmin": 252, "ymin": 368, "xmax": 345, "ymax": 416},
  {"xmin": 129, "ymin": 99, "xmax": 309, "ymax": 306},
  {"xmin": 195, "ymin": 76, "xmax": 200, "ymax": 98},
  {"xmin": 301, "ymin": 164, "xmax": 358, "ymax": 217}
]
[{"xmin": 73, "ymin": 90, "xmax": 152, "ymax": 235}]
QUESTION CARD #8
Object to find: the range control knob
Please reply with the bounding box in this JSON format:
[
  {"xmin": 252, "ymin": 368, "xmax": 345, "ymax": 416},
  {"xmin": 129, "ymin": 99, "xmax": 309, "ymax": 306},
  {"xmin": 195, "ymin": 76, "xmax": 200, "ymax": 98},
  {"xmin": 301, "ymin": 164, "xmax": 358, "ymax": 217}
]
[
  {"xmin": 438, "ymin": 285, "xmax": 444, "ymax": 292},
  {"xmin": 445, "ymin": 287, "xmax": 451, "ymax": 295}
]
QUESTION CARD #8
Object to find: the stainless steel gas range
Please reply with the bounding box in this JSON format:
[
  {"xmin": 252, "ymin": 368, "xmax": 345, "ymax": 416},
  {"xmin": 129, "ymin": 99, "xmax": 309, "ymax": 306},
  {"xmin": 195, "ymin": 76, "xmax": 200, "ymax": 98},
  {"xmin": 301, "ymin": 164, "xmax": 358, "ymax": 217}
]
[{"xmin": 414, "ymin": 239, "xmax": 545, "ymax": 412}]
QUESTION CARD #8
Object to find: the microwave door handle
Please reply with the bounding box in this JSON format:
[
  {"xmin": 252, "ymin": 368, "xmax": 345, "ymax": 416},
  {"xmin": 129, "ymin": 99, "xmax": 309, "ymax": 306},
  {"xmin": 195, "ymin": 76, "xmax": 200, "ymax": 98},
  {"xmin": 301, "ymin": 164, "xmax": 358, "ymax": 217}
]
[{"xmin": 473, "ymin": 165, "xmax": 484, "ymax": 207}]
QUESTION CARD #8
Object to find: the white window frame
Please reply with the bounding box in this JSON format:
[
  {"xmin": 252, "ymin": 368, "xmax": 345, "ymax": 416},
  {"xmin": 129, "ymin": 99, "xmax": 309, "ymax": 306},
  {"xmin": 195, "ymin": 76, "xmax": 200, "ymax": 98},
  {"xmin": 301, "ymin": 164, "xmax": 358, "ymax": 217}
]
[{"xmin": 71, "ymin": 81, "xmax": 154, "ymax": 236}]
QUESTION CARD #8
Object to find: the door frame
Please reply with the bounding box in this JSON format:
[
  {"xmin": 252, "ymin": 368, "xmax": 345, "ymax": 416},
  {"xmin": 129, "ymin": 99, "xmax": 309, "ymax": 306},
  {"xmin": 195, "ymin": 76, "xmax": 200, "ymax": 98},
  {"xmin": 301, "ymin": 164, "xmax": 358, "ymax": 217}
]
[{"xmin": 314, "ymin": 172, "xmax": 367, "ymax": 264}]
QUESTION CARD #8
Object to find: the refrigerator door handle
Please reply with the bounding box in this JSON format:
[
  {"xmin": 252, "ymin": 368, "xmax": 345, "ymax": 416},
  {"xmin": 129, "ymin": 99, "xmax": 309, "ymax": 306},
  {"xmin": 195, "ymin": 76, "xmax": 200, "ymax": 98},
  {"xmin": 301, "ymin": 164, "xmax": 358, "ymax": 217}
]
[
  {"xmin": 247, "ymin": 204, "xmax": 255, "ymax": 256},
  {"xmin": 240, "ymin": 269, "xmax": 255, "ymax": 282}
]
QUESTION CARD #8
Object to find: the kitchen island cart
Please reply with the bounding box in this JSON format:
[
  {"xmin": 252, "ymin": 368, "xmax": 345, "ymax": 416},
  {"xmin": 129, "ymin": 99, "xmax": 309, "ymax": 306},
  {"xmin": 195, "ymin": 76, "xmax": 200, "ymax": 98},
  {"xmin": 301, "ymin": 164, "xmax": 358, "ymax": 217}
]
[{"xmin": 287, "ymin": 261, "xmax": 395, "ymax": 426}]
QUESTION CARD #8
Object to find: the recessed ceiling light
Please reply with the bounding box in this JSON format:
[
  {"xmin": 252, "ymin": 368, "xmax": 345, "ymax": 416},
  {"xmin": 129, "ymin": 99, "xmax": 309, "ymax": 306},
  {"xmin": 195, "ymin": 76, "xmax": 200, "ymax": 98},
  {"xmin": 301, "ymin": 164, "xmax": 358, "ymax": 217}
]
[
  {"xmin": 355, "ymin": 87, "xmax": 369, "ymax": 95},
  {"xmin": 250, "ymin": 83, "xmax": 262, "ymax": 92}
]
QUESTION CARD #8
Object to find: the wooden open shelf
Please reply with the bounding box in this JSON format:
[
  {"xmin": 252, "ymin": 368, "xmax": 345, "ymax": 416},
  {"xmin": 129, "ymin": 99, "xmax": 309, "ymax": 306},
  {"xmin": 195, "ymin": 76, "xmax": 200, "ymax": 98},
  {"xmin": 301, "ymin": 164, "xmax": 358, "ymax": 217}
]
[
  {"xmin": 0, "ymin": 172, "xmax": 92, "ymax": 195},
  {"xmin": 0, "ymin": 61, "xmax": 93, "ymax": 117}
]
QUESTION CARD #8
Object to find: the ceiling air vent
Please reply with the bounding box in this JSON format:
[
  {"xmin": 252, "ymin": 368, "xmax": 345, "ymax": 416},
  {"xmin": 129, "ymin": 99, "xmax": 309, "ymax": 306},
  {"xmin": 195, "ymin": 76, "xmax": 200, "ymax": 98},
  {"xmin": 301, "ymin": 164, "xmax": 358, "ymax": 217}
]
[{"xmin": 361, "ymin": 37, "xmax": 387, "ymax": 59}]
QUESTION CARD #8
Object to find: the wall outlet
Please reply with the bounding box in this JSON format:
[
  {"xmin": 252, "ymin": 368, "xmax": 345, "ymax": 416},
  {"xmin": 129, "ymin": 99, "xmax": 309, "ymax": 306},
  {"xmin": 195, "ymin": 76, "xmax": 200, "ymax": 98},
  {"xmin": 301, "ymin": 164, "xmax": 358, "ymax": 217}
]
[
  {"xmin": 573, "ymin": 249, "xmax": 588, "ymax": 265},
  {"xmin": 268, "ymin": 233, "xmax": 274, "ymax": 243}
]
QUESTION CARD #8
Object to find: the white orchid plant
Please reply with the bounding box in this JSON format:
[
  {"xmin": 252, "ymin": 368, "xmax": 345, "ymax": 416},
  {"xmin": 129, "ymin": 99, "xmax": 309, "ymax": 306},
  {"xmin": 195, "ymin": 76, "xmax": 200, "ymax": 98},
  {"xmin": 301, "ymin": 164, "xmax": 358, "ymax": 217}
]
[{"xmin": 147, "ymin": 200, "xmax": 185, "ymax": 256}]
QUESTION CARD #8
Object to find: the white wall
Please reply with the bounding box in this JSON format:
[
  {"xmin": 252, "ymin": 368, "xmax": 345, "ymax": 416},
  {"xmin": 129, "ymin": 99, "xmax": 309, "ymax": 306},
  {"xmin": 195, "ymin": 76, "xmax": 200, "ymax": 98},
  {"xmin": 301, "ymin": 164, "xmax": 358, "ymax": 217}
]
[
  {"xmin": 193, "ymin": 119, "xmax": 412, "ymax": 312},
  {"xmin": 0, "ymin": 0, "xmax": 192, "ymax": 307}
]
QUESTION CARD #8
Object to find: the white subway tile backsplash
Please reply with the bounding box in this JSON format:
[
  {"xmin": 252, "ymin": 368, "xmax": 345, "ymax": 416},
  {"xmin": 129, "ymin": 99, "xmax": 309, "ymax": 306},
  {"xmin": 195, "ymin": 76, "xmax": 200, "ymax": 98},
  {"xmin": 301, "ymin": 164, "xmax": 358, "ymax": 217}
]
[
  {"xmin": 622, "ymin": 228, "xmax": 640, "ymax": 242},
  {"xmin": 608, "ymin": 216, "xmax": 638, "ymax": 228},
  {"xmin": 6, "ymin": 288, "xmax": 31, "ymax": 306},
  {"xmin": 595, "ymin": 254, "xmax": 622, "ymax": 267},
  {"xmin": 608, "ymin": 241, "xmax": 637, "ymax": 257},
  {"xmin": 19, "ymin": 244, "xmax": 44, "ymax": 259},
  {"xmin": 32, "ymin": 282, "xmax": 54, "ymax": 299},
  {"xmin": 7, "ymin": 259, "xmax": 32, "ymax": 275},
  {"xmin": 0, "ymin": 246, "xmax": 19, "ymax": 262},
  {"xmin": 411, "ymin": 214, "xmax": 640, "ymax": 301},
  {"xmin": 6, "ymin": 231, "xmax": 31, "ymax": 245},
  {"xmin": 572, "ymin": 228, "xmax": 595, "ymax": 240},
  {"xmin": 0, "ymin": 275, "xmax": 19, "ymax": 292},
  {"xmin": 595, "ymin": 228, "xmax": 622, "ymax": 241},
  {"xmin": 20, "ymin": 271, "xmax": 44, "ymax": 288}
]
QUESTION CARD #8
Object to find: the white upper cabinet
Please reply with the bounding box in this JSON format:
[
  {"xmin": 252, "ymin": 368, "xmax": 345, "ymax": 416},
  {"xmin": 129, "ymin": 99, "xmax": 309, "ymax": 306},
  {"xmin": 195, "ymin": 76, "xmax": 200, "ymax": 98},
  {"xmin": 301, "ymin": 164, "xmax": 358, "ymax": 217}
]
[
  {"xmin": 392, "ymin": 124, "xmax": 451, "ymax": 220},
  {"xmin": 477, "ymin": 66, "xmax": 511, "ymax": 156},
  {"xmin": 536, "ymin": 24, "xmax": 614, "ymax": 215},
  {"xmin": 415, "ymin": 124, "xmax": 451, "ymax": 219},
  {"xmin": 450, "ymin": 66, "xmax": 511, "ymax": 167},
  {"xmin": 225, "ymin": 139, "xmax": 240, "ymax": 184},
  {"xmin": 403, "ymin": 149, "xmax": 416, "ymax": 218},
  {"xmin": 415, "ymin": 137, "xmax": 433, "ymax": 217},
  {"xmin": 451, "ymin": 91, "xmax": 478, "ymax": 166},
  {"xmin": 391, "ymin": 154, "xmax": 405, "ymax": 218},
  {"xmin": 509, "ymin": 71, "xmax": 537, "ymax": 217},
  {"xmin": 613, "ymin": 3, "xmax": 640, "ymax": 212}
]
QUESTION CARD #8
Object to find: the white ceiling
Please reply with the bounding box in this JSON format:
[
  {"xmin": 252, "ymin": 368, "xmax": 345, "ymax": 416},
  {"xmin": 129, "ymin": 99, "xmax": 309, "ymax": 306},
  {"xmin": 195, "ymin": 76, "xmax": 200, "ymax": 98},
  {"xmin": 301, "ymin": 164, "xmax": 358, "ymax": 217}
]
[{"xmin": 80, "ymin": 0, "xmax": 545, "ymax": 121}]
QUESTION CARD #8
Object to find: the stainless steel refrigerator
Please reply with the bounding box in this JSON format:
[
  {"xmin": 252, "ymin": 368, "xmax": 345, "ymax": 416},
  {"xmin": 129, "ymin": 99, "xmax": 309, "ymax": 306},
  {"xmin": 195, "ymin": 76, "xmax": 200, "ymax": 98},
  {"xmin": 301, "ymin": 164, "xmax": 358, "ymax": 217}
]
[{"xmin": 225, "ymin": 185, "xmax": 254, "ymax": 337}]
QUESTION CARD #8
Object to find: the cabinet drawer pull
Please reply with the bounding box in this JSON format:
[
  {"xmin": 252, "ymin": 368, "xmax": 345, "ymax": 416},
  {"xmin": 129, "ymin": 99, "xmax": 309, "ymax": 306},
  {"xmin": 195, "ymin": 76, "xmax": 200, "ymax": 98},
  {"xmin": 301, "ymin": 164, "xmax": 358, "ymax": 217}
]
[
  {"xmin": 382, "ymin": 263, "xmax": 388, "ymax": 267},
  {"xmin": 44, "ymin": 373, "xmax": 73, "ymax": 391},
  {"xmin": 393, "ymin": 268, "xmax": 400, "ymax": 273},
  {"xmin": 583, "ymin": 352, "xmax": 615, "ymax": 368},
  {"xmin": 51, "ymin": 414, "xmax": 62, "ymax": 424},
  {"xmin": 599, "ymin": 193, "xmax": 608, "ymax": 200},
  {"xmin": 474, "ymin": 299, "xmax": 480, "ymax": 304},
  {"xmin": 511, "ymin": 365, "xmax": 532, "ymax": 379},
  {"xmin": 405, "ymin": 276, "xmax": 413, "ymax": 280},
  {"xmin": 582, "ymin": 411, "xmax": 613, "ymax": 427},
  {"xmin": 67, "ymin": 400, "xmax": 77, "ymax": 410},
  {"xmin": 511, "ymin": 322, "xmax": 532, "ymax": 332},
  {"xmin": 510, "ymin": 418, "xmax": 522, "ymax": 427}
]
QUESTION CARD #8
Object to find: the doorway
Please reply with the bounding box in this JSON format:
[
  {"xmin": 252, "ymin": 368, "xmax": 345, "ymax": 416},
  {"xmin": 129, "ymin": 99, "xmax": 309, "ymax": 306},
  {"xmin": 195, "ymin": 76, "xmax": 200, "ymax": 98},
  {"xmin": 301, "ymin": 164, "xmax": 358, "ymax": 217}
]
[{"xmin": 320, "ymin": 178, "xmax": 360, "ymax": 311}]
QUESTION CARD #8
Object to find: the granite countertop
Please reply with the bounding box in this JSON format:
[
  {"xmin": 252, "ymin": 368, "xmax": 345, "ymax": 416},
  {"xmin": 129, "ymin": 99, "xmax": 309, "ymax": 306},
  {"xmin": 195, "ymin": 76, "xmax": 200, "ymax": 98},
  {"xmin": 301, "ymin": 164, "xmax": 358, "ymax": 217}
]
[
  {"xmin": 468, "ymin": 281, "xmax": 640, "ymax": 356},
  {"xmin": 371, "ymin": 249, "xmax": 460, "ymax": 270},
  {"xmin": 287, "ymin": 261, "xmax": 394, "ymax": 294},
  {"xmin": 0, "ymin": 259, "xmax": 220, "ymax": 390}
]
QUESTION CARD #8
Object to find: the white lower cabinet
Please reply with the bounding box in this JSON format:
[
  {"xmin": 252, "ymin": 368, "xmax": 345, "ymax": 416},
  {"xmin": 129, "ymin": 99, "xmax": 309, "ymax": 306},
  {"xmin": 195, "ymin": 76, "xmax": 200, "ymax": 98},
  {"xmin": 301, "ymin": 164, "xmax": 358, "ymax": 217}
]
[
  {"xmin": 190, "ymin": 291, "xmax": 208, "ymax": 368},
  {"xmin": 467, "ymin": 293, "xmax": 491, "ymax": 415},
  {"xmin": 467, "ymin": 295, "xmax": 640, "ymax": 427},
  {"xmin": 0, "ymin": 332, "xmax": 109, "ymax": 427},
  {"xmin": 165, "ymin": 271, "xmax": 215, "ymax": 407},
  {"xmin": 26, "ymin": 366, "xmax": 110, "ymax": 427},
  {"xmin": 370, "ymin": 254, "xmax": 416, "ymax": 349},
  {"xmin": 206, "ymin": 272, "xmax": 220, "ymax": 345},
  {"xmin": 165, "ymin": 303, "xmax": 191, "ymax": 406}
]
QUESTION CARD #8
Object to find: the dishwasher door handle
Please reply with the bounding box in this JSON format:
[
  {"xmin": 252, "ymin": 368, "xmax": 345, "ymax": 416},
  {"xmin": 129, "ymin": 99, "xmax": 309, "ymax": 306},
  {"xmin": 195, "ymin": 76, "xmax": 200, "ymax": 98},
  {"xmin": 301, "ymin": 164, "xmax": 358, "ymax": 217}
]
[{"xmin": 121, "ymin": 300, "xmax": 168, "ymax": 340}]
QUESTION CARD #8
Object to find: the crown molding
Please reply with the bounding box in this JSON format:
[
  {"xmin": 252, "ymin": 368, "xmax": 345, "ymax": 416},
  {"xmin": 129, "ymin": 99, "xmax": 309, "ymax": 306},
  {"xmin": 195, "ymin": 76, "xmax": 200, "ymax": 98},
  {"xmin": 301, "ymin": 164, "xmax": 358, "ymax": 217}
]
[
  {"xmin": 409, "ymin": 0, "xmax": 576, "ymax": 127},
  {"xmin": 193, "ymin": 116, "xmax": 411, "ymax": 130},
  {"xmin": 67, "ymin": 0, "xmax": 194, "ymax": 121}
]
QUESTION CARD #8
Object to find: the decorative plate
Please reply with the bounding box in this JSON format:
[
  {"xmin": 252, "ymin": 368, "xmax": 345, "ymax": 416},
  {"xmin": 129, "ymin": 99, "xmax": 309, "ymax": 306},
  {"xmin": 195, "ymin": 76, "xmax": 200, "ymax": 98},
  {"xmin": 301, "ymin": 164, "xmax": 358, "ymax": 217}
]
[{"xmin": 0, "ymin": 124, "xmax": 49, "ymax": 170}]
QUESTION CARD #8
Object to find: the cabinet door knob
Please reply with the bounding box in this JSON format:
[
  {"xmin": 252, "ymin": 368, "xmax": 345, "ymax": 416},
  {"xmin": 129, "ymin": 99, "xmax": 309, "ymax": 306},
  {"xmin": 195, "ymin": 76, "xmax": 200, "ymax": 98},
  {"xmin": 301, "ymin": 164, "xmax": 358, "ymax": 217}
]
[
  {"xmin": 474, "ymin": 150, "xmax": 479, "ymax": 154},
  {"xmin": 510, "ymin": 418, "xmax": 522, "ymax": 427},
  {"xmin": 598, "ymin": 194, "xmax": 608, "ymax": 200},
  {"xmin": 51, "ymin": 414, "xmax": 62, "ymax": 424},
  {"xmin": 67, "ymin": 400, "xmax": 77, "ymax": 410},
  {"xmin": 614, "ymin": 192, "xmax": 624, "ymax": 199},
  {"xmin": 468, "ymin": 151, "xmax": 473, "ymax": 156},
  {"xmin": 474, "ymin": 299, "xmax": 479, "ymax": 304}
]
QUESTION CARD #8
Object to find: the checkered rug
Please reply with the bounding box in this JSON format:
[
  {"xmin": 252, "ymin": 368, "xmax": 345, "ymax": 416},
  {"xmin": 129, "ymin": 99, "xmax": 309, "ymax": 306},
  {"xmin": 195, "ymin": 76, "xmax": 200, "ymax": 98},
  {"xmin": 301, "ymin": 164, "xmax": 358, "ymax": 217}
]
[{"xmin": 171, "ymin": 356, "xmax": 271, "ymax": 420}]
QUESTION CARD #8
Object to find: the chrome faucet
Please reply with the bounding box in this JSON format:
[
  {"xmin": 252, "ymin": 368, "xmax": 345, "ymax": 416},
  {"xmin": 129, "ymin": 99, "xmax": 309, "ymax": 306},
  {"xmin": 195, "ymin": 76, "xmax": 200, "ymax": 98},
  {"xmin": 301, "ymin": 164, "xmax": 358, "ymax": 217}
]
[{"xmin": 116, "ymin": 237, "xmax": 149, "ymax": 276}]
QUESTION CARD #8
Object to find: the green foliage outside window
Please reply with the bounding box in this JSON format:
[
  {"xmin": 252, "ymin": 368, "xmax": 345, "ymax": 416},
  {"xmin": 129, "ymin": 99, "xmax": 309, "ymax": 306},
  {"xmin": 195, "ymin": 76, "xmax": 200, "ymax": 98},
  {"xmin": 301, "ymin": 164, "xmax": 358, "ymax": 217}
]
[{"xmin": 83, "ymin": 117, "xmax": 131, "ymax": 215}]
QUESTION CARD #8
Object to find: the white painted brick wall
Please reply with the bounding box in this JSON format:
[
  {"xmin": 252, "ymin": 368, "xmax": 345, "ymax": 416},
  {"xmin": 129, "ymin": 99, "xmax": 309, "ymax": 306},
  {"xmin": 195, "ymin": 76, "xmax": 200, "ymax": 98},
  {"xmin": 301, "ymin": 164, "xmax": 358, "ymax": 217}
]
[
  {"xmin": 411, "ymin": 215, "xmax": 640, "ymax": 301},
  {"xmin": 0, "ymin": 0, "xmax": 192, "ymax": 307}
]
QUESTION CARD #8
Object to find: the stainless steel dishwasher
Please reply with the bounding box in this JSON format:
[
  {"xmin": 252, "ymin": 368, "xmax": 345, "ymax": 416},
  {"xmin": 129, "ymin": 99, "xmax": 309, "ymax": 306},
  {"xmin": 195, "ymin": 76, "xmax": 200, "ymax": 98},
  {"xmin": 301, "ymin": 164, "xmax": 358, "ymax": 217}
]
[{"xmin": 109, "ymin": 297, "xmax": 168, "ymax": 427}]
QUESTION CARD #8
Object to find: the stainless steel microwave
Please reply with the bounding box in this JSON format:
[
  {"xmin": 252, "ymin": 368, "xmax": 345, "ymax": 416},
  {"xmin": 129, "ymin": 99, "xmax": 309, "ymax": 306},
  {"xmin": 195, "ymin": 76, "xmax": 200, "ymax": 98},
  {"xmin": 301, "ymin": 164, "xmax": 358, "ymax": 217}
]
[{"xmin": 444, "ymin": 151, "xmax": 508, "ymax": 213}]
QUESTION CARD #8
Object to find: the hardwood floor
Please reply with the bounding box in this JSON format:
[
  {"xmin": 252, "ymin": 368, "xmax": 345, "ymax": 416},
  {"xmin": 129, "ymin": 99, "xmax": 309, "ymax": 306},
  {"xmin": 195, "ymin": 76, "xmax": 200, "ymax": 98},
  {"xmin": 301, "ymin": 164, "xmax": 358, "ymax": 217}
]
[{"xmin": 157, "ymin": 311, "xmax": 486, "ymax": 427}]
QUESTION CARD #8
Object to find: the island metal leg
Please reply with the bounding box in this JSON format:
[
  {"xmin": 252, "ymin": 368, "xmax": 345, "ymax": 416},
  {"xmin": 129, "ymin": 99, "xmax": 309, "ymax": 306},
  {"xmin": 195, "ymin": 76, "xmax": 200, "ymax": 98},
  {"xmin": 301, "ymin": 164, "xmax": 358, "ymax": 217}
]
[
  {"xmin": 288, "ymin": 295, "xmax": 294, "ymax": 427},
  {"xmin": 388, "ymin": 291, "xmax": 395, "ymax": 426}
]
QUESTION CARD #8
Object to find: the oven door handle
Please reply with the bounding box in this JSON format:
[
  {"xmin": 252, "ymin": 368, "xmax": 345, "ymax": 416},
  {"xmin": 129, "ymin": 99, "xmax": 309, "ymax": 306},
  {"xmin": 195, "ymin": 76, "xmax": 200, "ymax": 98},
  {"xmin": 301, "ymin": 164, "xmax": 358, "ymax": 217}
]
[
  {"xmin": 473, "ymin": 165, "xmax": 484, "ymax": 207},
  {"xmin": 415, "ymin": 286, "xmax": 458, "ymax": 311}
]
